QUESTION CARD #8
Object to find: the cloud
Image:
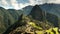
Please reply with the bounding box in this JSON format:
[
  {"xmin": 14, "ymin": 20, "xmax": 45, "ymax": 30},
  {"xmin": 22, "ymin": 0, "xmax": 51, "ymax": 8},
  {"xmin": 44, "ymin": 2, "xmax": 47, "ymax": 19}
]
[
  {"xmin": 10, "ymin": 0, "xmax": 30, "ymax": 9},
  {"xmin": 0, "ymin": 0, "xmax": 13, "ymax": 9},
  {"xmin": 47, "ymin": 0, "xmax": 60, "ymax": 4},
  {"xmin": 1, "ymin": 0, "xmax": 8, "ymax": 6},
  {"xmin": 0, "ymin": 0, "xmax": 10, "ymax": 9},
  {"xmin": 0, "ymin": 0, "xmax": 60, "ymax": 9},
  {"xmin": 28, "ymin": 0, "xmax": 60, "ymax": 5},
  {"xmin": 28, "ymin": 0, "xmax": 42, "ymax": 5},
  {"xmin": 18, "ymin": 3, "xmax": 29, "ymax": 9},
  {"xmin": 10, "ymin": 0, "xmax": 19, "ymax": 9}
]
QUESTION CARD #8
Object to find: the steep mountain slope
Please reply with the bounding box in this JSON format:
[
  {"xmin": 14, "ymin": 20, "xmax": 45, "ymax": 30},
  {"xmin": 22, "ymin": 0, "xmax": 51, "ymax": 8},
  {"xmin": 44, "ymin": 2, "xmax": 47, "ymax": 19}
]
[
  {"xmin": 23, "ymin": 3, "xmax": 60, "ymax": 27},
  {"xmin": 0, "ymin": 7, "xmax": 23, "ymax": 33},
  {"xmin": 23, "ymin": 5, "xmax": 33, "ymax": 15},
  {"xmin": 28, "ymin": 5, "xmax": 44, "ymax": 21},
  {"xmin": 3, "ymin": 5, "xmax": 59, "ymax": 34},
  {"xmin": 23, "ymin": 3, "xmax": 60, "ymax": 18},
  {"xmin": 40, "ymin": 3, "xmax": 60, "ymax": 18},
  {"xmin": 0, "ymin": 3, "xmax": 60, "ymax": 34},
  {"xmin": 28, "ymin": 5, "xmax": 58, "ymax": 27},
  {"xmin": 7, "ymin": 9, "xmax": 22, "ymax": 20},
  {"xmin": 0, "ymin": 7, "xmax": 10, "ymax": 33}
]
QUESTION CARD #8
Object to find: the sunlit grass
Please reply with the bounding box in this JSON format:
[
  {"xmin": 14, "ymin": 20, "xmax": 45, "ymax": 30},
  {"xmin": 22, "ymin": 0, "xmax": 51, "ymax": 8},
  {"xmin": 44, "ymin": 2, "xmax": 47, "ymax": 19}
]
[
  {"xmin": 28, "ymin": 22, "xmax": 42, "ymax": 30},
  {"xmin": 28, "ymin": 22, "xmax": 59, "ymax": 34}
]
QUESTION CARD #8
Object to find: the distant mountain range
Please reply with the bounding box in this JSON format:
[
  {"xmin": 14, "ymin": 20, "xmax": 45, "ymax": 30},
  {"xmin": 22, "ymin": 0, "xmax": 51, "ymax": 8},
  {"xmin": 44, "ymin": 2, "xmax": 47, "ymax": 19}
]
[
  {"xmin": 23, "ymin": 3, "xmax": 60, "ymax": 18},
  {"xmin": 0, "ymin": 3, "xmax": 60, "ymax": 33}
]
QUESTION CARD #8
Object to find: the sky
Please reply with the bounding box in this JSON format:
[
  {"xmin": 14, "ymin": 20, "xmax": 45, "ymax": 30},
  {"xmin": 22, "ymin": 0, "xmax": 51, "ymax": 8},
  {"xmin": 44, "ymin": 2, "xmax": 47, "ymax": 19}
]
[{"xmin": 0, "ymin": 0, "xmax": 60, "ymax": 10}]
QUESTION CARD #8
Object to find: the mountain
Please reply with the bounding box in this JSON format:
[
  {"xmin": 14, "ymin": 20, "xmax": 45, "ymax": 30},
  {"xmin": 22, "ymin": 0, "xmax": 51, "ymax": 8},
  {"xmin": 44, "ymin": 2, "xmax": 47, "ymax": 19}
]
[
  {"xmin": 28, "ymin": 5, "xmax": 58, "ymax": 27},
  {"xmin": 3, "ymin": 5, "xmax": 59, "ymax": 34},
  {"xmin": 40, "ymin": 3, "xmax": 60, "ymax": 18},
  {"xmin": 23, "ymin": 5, "xmax": 33, "ymax": 15},
  {"xmin": 3, "ymin": 14, "xmax": 27, "ymax": 34},
  {"xmin": 23, "ymin": 3, "xmax": 60, "ymax": 18},
  {"xmin": 0, "ymin": 3, "xmax": 60, "ymax": 34},
  {"xmin": 0, "ymin": 7, "xmax": 23, "ymax": 34},
  {"xmin": 0, "ymin": 7, "xmax": 8, "ymax": 33},
  {"xmin": 23, "ymin": 3, "xmax": 60, "ymax": 27},
  {"xmin": 28, "ymin": 5, "xmax": 44, "ymax": 21}
]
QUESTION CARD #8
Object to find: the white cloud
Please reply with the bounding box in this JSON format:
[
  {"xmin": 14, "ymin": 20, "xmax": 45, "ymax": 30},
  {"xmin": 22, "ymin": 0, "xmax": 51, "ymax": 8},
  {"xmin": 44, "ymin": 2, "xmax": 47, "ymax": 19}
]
[
  {"xmin": 18, "ymin": 3, "xmax": 29, "ymax": 9},
  {"xmin": 0, "ymin": 0, "xmax": 8, "ymax": 7},
  {"xmin": 0, "ymin": 0, "xmax": 60, "ymax": 9},
  {"xmin": 18, "ymin": 0, "xmax": 60, "ymax": 9},
  {"xmin": 0, "ymin": 0, "xmax": 9, "ymax": 9},
  {"xmin": 10, "ymin": 0, "xmax": 30, "ymax": 9},
  {"xmin": 1, "ymin": 0, "xmax": 8, "ymax": 6},
  {"xmin": 10, "ymin": 0, "xmax": 19, "ymax": 9},
  {"xmin": 28, "ymin": 0, "xmax": 42, "ymax": 5},
  {"xmin": 28, "ymin": 0, "xmax": 60, "ymax": 5},
  {"xmin": 47, "ymin": 0, "xmax": 60, "ymax": 4}
]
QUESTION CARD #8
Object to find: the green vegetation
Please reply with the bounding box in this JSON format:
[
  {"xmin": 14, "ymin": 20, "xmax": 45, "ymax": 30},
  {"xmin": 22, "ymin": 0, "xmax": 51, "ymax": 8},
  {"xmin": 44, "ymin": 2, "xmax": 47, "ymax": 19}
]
[
  {"xmin": 0, "ymin": 7, "xmax": 23, "ymax": 34},
  {"xmin": 0, "ymin": 4, "xmax": 60, "ymax": 34}
]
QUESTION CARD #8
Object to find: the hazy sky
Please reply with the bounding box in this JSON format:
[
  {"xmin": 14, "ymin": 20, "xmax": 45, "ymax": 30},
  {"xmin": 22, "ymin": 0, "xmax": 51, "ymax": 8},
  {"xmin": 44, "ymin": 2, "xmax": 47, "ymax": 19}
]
[{"xmin": 0, "ymin": 0, "xmax": 60, "ymax": 10}]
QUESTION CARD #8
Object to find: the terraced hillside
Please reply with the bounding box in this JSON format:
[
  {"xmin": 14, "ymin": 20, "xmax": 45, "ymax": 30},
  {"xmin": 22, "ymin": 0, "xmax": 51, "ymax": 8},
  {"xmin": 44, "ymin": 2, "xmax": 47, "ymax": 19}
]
[
  {"xmin": 3, "ymin": 5, "xmax": 59, "ymax": 34},
  {"xmin": 0, "ymin": 4, "xmax": 60, "ymax": 34},
  {"xmin": 23, "ymin": 3, "xmax": 60, "ymax": 27}
]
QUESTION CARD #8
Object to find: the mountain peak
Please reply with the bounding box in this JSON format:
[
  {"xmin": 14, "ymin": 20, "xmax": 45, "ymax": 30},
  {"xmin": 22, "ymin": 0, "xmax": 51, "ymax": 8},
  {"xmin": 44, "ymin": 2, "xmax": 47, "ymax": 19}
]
[
  {"xmin": 29, "ymin": 5, "xmax": 44, "ymax": 21},
  {"xmin": 33, "ymin": 5, "xmax": 40, "ymax": 9},
  {"xmin": 34, "ymin": 5, "xmax": 39, "ymax": 6}
]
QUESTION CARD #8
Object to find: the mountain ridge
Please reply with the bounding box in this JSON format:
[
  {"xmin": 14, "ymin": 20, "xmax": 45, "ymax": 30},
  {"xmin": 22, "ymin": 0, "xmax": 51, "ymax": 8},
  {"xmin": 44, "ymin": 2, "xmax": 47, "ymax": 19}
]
[{"xmin": 0, "ymin": 3, "xmax": 60, "ymax": 34}]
